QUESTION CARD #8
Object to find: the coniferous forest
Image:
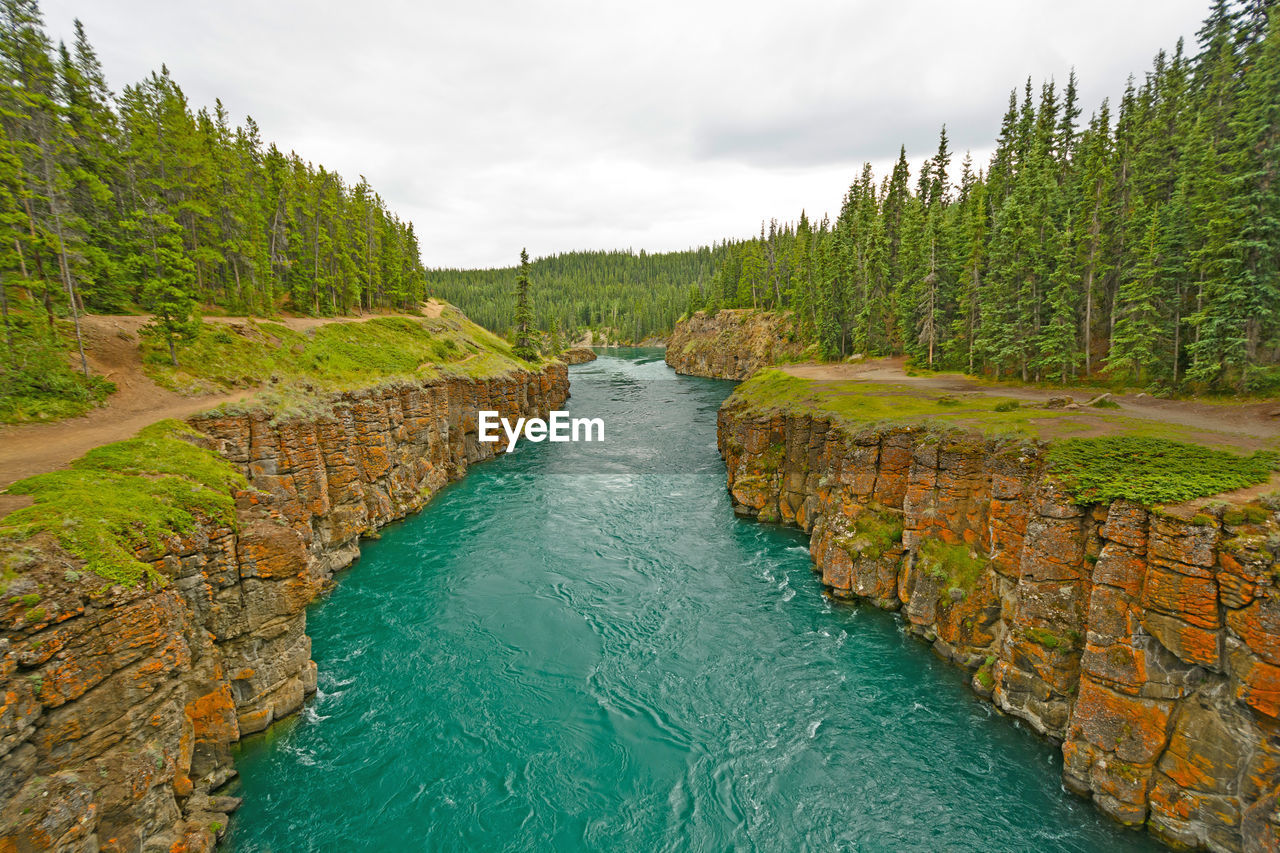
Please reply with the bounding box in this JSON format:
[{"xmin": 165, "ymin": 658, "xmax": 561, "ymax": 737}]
[
  {"xmin": 0, "ymin": 0, "xmax": 428, "ymax": 332},
  {"xmin": 691, "ymin": 0, "xmax": 1279, "ymax": 393},
  {"xmin": 2, "ymin": 0, "xmax": 1278, "ymax": 395},
  {"xmin": 429, "ymin": 246, "xmax": 731, "ymax": 343}
]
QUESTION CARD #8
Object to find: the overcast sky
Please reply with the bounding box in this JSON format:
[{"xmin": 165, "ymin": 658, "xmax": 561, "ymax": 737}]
[{"xmin": 40, "ymin": 1, "xmax": 1210, "ymax": 269}]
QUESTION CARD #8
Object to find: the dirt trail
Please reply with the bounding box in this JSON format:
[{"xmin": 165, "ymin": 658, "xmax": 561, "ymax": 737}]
[
  {"xmin": 0, "ymin": 304, "xmax": 448, "ymax": 519},
  {"xmin": 779, "ymin": 357, "xmax": 1280, "ymax": 444}
]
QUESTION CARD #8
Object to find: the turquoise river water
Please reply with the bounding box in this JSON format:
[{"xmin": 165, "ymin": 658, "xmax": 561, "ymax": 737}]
[{"xmin": 226, "ymin": 349, "xmax": 1164, "ymax": 852}]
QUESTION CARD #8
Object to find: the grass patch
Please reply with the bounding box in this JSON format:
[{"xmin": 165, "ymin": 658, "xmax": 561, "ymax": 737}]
[
  {"xmin": 0, "ymin": 307, "xmax": 114, "ymax": 423},
  {"xmin": 726, "ymin": 370, "xmax": 1270, "ymax": 451},
  {"xmin": 1, "ymin": 420, "xmax": 246, "ymax": 586},
  {"xmin": 1046, "ymin": 437, "xmax": 1278, "ymax": 506},
  {"xmin": 1222, "ymin": 505, "xmax": 1270, "ymax": 526},
  {"xmin": 143, "ymin": 305, "xmax": 542, "ymax": 395},
  {"xmin": 917, "ymin": 538, "xmax": 987, "ymax": 594},
  {"xmin": 975, "ymin": 655, "xmax": 997, "ymax": 690},
  {"xmin": 729, "ymin": 371, "xmax": 1038, "ymax": 433},
  {"xmin": 837, "ymin": 507, "xmax": 904, "ymax": 560},
  {"xmin": 1091, "ymin": 397, "xmax": 1122, "ymax": 409},
  {"xmin": 1024, "ymin": 626, "xmax": 1080, "ymax": 652}
]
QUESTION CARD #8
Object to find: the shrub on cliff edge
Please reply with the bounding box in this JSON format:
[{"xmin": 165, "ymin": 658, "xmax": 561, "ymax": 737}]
[{"xmin": 1046, "ymin": 437, "xmax": 1278, "ymax": 506}]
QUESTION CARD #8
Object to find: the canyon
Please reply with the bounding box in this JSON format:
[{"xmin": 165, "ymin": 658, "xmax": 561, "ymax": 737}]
[
  {"xmin": 0, "ymin": 365, "xmax": 568, "ymax": 852},
  {"xmin": 718, "ymin": 400, "xmax": 1280, "ymax": 853}
]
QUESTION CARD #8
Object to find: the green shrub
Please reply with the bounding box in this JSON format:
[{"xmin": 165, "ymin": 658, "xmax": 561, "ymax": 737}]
[
  {"xmin": 0, "ymin": 313, "xmax": 115, "ymax": 423},
  {"xmin": 1046, "ymin": 437, "xmax": 1278, "ymax": 506},
  {"xmin": 1091, "ymin": 397, "xmax": 1121, "ymax": 409},
  {"xmin": 975, "ymin": 656, "xmax": 996, "ymax": 690},
  {"xmin": 839, "ymin": 508, "xmax": 904, "ymax": 560},
  {"xmin": 1025, "ymin": 626, "xmax": 1065, "ymax": 650},
  {"xmin": 917, "ymin": 538, "xmax": 987, "ymax": 594},
  {"xmin": 993, "ymin": 400, "xmax": 1019, "ymax": 413}
]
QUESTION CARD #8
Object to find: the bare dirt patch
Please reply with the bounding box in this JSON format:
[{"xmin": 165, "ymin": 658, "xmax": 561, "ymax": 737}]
[{"xmin": 1, "ymin": 309, "xmax": 440, "ymax": 516}]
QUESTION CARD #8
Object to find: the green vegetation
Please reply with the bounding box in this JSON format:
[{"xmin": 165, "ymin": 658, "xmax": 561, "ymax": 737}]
[
  {"xmin": 917, "ymin": 538, "xmax": 987, "ymax": 595},
  {"xmin": 1222, "ymin": 504, "xmax": 1271, "ymax": 525},
  {"xmin": 1, "ymin": 420, "xmax": 246, "ymax": 586},
  {"xmin": 143, "ymin": 306, "xmax": 539, "ymax": 397},
  {"xmin": 1046, "ymin": 436, "xmax": 1278, "ymax": 505},
  {"xmin": 975, "ymin": 655, "xmax": 996, "ymax": 690},
  {"xmin": 431, "ymin": 246, "xmax": 730, "ymax": 344},
  {"xmin": 1091, "ymin": 397, "xmax": 1122, "ymax": 409},
  {"xmin": 0, "ymin": 305, "xmax": 113, "ymax": 423},
  {"xmin": 512, "ymin": 249, "xmax": 537, "ymax": 361},
  {"xmin": 838, "ymin": 507, "xmax": 904, "ymax": 560},
  {"xmin": 729, "ymin": 370, "xmax": 1074, "ymax": 437},
  {"xmin": 681, "ymin": 2, "xmax": 1280, "ymax": 394},
  {"xmin": 1024, "ymin": 626, "xmax": 1080, "ymax": 652},
  {"xmin": 728, "ymin": 370, "xmax": 1276, "ymax": 454},
  {"xmin": 0, "ymin": 1, "xmax": 429, "ymax": 395}
]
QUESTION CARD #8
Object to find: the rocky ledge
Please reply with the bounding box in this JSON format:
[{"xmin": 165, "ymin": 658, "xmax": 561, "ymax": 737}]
[
  {"xmin": 0, "ymin": 365, "xmax": 567, "ymax": 852},
  {"xmin": 560, "ymin": 347, "xmax": 598, "ymax": 365},
  {"xmin": 719, "ymin": 403, "xmax": 1280, "ymax": 853},
  {"xmin": 666, "ymin": 309, "xmax": 805, "ymax": 380}
]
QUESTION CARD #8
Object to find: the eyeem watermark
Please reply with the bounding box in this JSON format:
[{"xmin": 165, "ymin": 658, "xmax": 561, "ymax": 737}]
[{"xmin": 479, "ymin": 411, "xmax": 604, "ymax": 452}]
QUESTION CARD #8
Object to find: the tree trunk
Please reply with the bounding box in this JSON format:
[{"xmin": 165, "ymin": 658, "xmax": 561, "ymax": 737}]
[
  {"xmin": 0, "ymin": 267, "xmax": 11, "ymax": 353},
  {"xmin": 20, "ymin": 197, "xmax": 53, "ymax": 329},
  {"xmin": 40, "ymin": 154, "xmax": 89, "ymax": 379}
]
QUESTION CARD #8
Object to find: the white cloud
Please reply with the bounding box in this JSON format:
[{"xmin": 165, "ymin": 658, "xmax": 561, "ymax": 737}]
[{"xmin": 39, "ymin": 0, "xmax": 1210, "ymax": 268}]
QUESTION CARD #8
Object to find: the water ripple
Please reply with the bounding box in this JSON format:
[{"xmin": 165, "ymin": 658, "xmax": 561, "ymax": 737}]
[{"xmin": 227, "ymin": 350, "xmax": 1165, "ymax": 853}]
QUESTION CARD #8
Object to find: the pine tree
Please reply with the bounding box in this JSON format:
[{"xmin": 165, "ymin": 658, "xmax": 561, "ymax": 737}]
[
  {"xmin": 512, "ymin": 247, "xmax": 536, "ymax": 360},
  {"xmin": 1225, "ymin": 6, "xmax": 1280, "ymax": 389},
  {"xmin": 1107, "ymin": 204, "xmax": 1166, "ymax": 382},
  {"xmin": 127, "ymin": 205, "xmax": 198, "ymax": 366},
  {"xmin": 737, "ymin": 241, "xmax": 765, "ymax": 308}
]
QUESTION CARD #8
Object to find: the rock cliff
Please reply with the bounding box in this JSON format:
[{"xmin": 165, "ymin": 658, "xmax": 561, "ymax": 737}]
[
  {"xmin": 666, "ymin": 309, "xmax": 805, "ymax": 379},
  {"xmin": 719, "ymin": 402, "xmax": 1280, "ymax": 853},
  {"xmin": 0, "ymin": 365, "xmax": 567, "ymax": 852}
]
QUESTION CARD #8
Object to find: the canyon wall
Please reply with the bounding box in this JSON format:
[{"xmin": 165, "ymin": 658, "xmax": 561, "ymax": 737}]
[
  {"xmin": 0, "ymin": 366, "xmax": 568, "ymax": 853},
  {"xmin": 719, "ymin": 403, "xmax": 1280, "ymax": 853},
  {"xmin": 666, "ymin": 310, "xmax": 804, "ymax": 379}
]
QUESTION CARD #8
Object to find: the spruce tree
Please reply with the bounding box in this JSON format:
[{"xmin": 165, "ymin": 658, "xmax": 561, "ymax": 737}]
[{"xmin": 512, "ymin": 247, "xmax": 536, "ymax": 361}]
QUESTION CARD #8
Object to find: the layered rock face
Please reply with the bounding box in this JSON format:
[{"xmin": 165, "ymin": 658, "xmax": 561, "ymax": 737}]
[
  {"xmin": 666, "ymin": 309, "xmax": 804, "ymax": 379},
  {"xmin": 719, "ymin": 403, "xmax": 1280, "ymax": 853},
  {"xmin": 560, "ymin": 347, "xmax": 598, "ymax": 365},
  {"xmin": 0, "ymin": 366, "xmax": 567, "ymax": 853}
]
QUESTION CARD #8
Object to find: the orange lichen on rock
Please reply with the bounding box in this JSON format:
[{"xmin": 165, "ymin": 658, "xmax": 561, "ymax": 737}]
[
  {"xmin": 718, "ymin": 397, "xmax": 1280, "ymax": 853},
  {"xmin": 0, "ymin": 363, "xmax": 568, "ymax": 853}
]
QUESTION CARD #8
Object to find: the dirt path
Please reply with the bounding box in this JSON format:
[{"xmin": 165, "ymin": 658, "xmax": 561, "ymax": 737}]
[
  {"xmin": 779, "ymin": 357, "xmax": 1280, "ymax": 444},
  {"xmin": 0, "ymin": 304, "xmax": 447, "ymax": 519}
]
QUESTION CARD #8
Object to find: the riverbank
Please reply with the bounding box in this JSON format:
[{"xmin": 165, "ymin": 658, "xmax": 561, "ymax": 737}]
[
  {"xmin": 718, "ymin": 370, "xmax": 1280, "ymax": 852},
  {"xmin": 0, "ymin": 307, "xmax": 568, "ymax": 852},
  {"xmin": 224, "ymin": 349, "xmax": 1165, "ymax": 852}
]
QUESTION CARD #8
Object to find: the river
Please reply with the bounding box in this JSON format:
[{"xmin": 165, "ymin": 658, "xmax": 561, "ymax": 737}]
[{"xmin": 226, "ymin": 349, "xmax": 1162, "ymax": 852}]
